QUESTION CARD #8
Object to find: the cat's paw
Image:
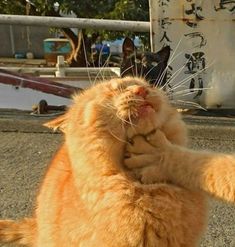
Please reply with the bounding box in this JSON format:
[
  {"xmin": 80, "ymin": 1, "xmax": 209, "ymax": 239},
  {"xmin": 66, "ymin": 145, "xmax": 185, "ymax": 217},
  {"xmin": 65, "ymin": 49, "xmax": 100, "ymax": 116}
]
[
  {"xmin": 125, "ymin": 153, "xmax": 156, "ymax": 169},
  {"xmin": 126, "ymin": 134, "xmax": 156, "ymax": 155},
  {"xmin": 138, "ymin": 166, "xmax": 167, "ymax": 184},
  {"xmin": 125, "ymin": 134, "xmax": 157, "ymax": 169},
  {"xmin": 124, "ymin": 130, "xmax": 169, "ymax": 169},
  {"xmin": 145, "ymin": 129, "xmax": 171, "ymax": 149}
]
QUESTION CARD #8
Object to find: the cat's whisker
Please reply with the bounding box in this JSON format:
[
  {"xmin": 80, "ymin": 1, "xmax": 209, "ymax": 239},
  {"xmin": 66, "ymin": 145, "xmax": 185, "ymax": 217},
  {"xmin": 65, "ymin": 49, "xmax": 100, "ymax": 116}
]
[
  {"xmin": 83, "ymin": 40, "xmax": 114, "ymax": 86},
  {"xmin": 100, "ymin": 54, "xmax": 114, "ymax": 79},
  {"xmin": 157, "ymin": 50, "xmax": 194, "ymax": 88},
  {"xmin": 114, "ymin": 89, "xmax": 122, "ymax": 97},
  {"xmin": 99, "ymin": 105, "xmax": 115, "ymax": 113},
  {"xmin": 173, "ymin": 87, "xmax": 212, "ymax": 97},
  {"xmin": 127, "ymin": 110, "xmax": 133, "ymax": 127},
  {"xmin": 168, "ymin": 35, "xmax": 184, "ymax": 64},
  {"xmin": 173, "ymin": 90, "xmax": 209, "ymax": 101},
  {"xmin": 163, "ymin": 56, "xmax": 193, "ymax": 92},
  {"xmin": 169, "ymin": 69, "xmax": 196, "ymax": 90},
  {"xmin": 98, "ymin": 46, "xmax": 105, "ymax": 71},
  {"xmin": 115, "ymin": 112, "xmax": 133, "ymax": 126},
  {"xmin": 155, "ymin": 66, "xmax": 167, "ymax": 88},
  {"xmin": 120, "ymin": 64, "xmax": 135, "ymax": 77},
  {"xmin": 81, "ymin": 34, "xmax": 94, "ymax": 86},
  {"xmin": 105, "ymin": 56, "xmax": 118, "ymax": 80},
  {"xmin": 140, "ymin": 61, "xmax": 144, "ymax": 79},
  {"xmin": 130, "ymin": 98, "xmax": 146, "ymax": 103},
  {"xmin": 159, "ymin": 40, "xmax": 209, "ymax": 89},
  {"xmin": 128, "ymin": 109, "xmax": 137, "ymax": 128},
  {"xmin": 153, "ymin": 51, "xmax": 186, "ymax": 88},
  {"xmin": 97, "ymin": 58, "xmax": 111, "ymax": 80},
  {"xmin": 116, "ymin": 84, "xmax": 125, "ymax": 95},
  {"xmin": 142, "ymin": 63, "xmax": 160, "ymax": 82},
  {"xmin": 155, "ymin": 36, "xmax": 187, "ymax": 87},
  {"xmin": 172, "ymin": 99, "xmax": 207, "ymax": 110},
  {"xmin": 135, "ymin": 54, "xmax": 138, "ymax": 78},
  {"xmin": 120, "ymin": 58, "xmax": 137, "ymax": 77},
  {"xmin": 100, "ymin": 102, "xmax": 116, "ymax": 110},
  {"xmin": 170, "ymin": 60, "xmax": 215, "ymax": 92},
  {"xmin": 171, "ymin": 61, "xmax": 215, "ymax": 92},
  {"xmin": 91, "ymin": 56, "xmax": 103, "ymax": 85},
  {"xmin": 108, "ymin": 129, "xmax": 128, "ymax": 143},
  {"xmin": 93, "ymin": 55, "xmax": 112, "ymax": 84}
]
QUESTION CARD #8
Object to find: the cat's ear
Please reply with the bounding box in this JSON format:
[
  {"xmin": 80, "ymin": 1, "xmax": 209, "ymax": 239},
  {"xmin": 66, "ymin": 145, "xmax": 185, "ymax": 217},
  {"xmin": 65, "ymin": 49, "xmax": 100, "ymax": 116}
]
[
  {"xmin": 43, "ymin": 114, "xmax": 68, "ymax": 133},
  {"xmin": 122, "ymin": 37, "xmax": 135, "ymax": 57},
  {"xmin": 155, "ymin": 46, "xmax": 171, "ymax": 63}
]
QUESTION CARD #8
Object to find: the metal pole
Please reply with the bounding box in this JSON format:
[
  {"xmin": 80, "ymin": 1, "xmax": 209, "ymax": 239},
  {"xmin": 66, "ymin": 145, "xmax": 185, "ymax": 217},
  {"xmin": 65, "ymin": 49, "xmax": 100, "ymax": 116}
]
[
  {"xmin": 9, "ymin": 25, "xmax": 15, "ymax": 55},
  {"xmin": 0, "ymin": 15, "xmax": 150, "ymax": 32},
  {"xmin": 149, "ymin": 0, "xmax": 160, "ymax": 52}
]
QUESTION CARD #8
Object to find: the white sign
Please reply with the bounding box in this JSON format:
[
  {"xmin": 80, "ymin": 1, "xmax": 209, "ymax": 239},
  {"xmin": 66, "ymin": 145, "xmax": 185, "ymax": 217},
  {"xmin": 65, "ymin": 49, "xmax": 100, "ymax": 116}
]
[{"xmin": 152, "ymin": 0, "xmax": 235, "ymax": 108}]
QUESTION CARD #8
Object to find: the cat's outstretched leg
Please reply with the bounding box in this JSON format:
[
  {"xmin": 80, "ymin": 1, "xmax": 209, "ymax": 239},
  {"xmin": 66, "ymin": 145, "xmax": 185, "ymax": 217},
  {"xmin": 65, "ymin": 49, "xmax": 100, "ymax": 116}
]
[{"xmin": 125, "ymin": 129, "xmax": 235, "ymax": 203}]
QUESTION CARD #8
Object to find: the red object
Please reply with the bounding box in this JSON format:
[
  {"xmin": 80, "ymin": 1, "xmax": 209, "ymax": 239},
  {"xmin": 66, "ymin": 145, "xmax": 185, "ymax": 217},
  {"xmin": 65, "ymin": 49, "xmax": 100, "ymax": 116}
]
[{"xmin": 0, "ymin": 69, "xmax": 80, "ymax": 98}]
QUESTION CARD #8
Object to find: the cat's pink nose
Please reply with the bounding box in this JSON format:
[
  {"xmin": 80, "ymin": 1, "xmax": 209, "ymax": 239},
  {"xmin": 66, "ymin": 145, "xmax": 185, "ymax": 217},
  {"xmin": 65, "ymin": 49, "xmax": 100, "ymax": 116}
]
[{"xmin": 133, "ymin": 86, "xmax": 148, "ymax": 98}]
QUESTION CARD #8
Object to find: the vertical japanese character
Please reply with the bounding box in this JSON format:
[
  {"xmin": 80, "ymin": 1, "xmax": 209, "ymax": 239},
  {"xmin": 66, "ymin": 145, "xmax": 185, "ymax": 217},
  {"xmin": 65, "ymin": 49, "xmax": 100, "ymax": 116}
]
[
  {"xmin": 184, "ymin": 32, "xmax": 207, "ymax": 48},
  {"xmin": 184, "ymin": 2, "xmax": 205, "ymax": 28},
  {"xmin": 158, "ymin": 0, "xmax": 173, "ymax": 88},
  {"xmin": 159, "ymin": 18, "xmax": 172, "ymax": 30},
  {"xmin": 158, "ymin": 0, "xmax": 172, "ymax": 46},
  {"xmin": 160, "ymin": 31, "xmax": 172, "ymax": 43},
  {"xmin": 214, "ymin": 0, "xmax": 235, "ymax": 12},
  {"xmin": 185, "ymin": 52, "xmax": 206, "ymax": 98}
]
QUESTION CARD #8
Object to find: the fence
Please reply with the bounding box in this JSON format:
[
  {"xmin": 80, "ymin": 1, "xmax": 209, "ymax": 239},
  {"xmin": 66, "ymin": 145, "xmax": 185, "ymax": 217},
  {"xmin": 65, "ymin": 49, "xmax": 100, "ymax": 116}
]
[{"xmin": 0, "ymin": 14, "xmax": 150, "ymax": 32}]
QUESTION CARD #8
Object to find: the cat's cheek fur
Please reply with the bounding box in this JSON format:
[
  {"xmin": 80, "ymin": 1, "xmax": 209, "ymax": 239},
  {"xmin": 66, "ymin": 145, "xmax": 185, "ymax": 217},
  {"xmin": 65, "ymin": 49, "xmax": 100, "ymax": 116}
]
[
  {"xmin": 81, "ymin": 100, "xmax": 100, "ymax": 127},
  {"xmin": 127, "ymin": 114, "xmax": 158, "ymax": 138},
  {"xmin": 161, "ymin": 110, "xmax": 188, "ymax": 146}
]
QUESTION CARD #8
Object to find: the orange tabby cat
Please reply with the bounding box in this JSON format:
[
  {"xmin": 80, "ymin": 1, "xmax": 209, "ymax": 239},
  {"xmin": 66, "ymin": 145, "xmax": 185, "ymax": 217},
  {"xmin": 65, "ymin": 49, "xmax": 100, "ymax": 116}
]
[{"xmin": 0, "ymin": 77, "xmax": 208, "ymax": 247}]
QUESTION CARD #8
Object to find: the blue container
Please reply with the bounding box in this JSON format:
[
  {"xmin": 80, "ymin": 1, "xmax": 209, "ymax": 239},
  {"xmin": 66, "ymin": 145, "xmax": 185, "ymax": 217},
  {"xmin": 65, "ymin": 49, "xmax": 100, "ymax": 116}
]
[
  {"xmin": 14, "ymin": 52, "xmax": 26, "ymax": 59},
  {"xmin": 43, "ymin": 38, "xmax": 71, "ymax": 64}
]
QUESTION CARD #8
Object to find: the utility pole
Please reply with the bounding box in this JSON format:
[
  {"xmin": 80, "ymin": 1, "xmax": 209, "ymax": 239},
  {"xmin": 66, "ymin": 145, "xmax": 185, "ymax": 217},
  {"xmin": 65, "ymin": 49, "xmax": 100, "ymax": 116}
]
[{"xmin": 149, "ymin": 0, "xmax": 160, "ymax": 52}]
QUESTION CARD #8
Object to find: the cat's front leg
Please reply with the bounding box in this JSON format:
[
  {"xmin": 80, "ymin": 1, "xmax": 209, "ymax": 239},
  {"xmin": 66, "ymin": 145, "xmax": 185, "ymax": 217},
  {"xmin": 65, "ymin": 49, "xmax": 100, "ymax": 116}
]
[{"xmin": 126, "ymin": 129, "xmax": 235, "ymax": 203}]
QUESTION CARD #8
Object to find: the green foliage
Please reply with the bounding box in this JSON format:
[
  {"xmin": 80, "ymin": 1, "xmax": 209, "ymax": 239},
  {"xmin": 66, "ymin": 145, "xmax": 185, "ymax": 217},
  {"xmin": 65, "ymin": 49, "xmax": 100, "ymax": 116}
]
[
  {"xmin": 107, "ymin": 0, "xmax": 149, "ymax": 21},
  {"xmin": 0, "ymin": 0, "xmax": 150, "ymax": 47},
  {"xmin": 0, "ymin": 0, "xmax": 26, "ymax": 14},
  {"xmin": 0, "ymin": 0, "xmax": 149, "ymax": 23}
]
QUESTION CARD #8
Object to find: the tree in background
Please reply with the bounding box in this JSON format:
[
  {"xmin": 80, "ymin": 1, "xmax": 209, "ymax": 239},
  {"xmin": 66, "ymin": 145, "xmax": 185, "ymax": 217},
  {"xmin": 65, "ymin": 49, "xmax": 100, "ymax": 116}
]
[{"xmin": 0, "ymin": 0, "xmax": 149, "ymax": 66}]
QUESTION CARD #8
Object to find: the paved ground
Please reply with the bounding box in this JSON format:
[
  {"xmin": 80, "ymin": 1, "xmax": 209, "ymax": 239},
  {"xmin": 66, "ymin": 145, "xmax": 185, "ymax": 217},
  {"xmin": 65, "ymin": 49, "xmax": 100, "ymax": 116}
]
[{"xmin": 0, "ymin": 111, "xmax": 235, "ymax": 247}]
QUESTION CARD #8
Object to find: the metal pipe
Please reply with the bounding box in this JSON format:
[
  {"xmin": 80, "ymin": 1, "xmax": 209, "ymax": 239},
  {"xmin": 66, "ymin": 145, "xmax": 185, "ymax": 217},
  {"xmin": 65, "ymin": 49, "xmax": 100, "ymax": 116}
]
[
  {"xmin": 9, "ymin": 25, "xmax": 15, "ymax": 55},
  {"xmin": 0, "ymin": 67, "xmax": 120, "ymax": 75},
  {"xmin": 0, "ymin": 15, "xmax": 150, "ymax": 32},
  {"xmin": 149, "ymin": 0, "xmax": 160, "ymax": 52}
]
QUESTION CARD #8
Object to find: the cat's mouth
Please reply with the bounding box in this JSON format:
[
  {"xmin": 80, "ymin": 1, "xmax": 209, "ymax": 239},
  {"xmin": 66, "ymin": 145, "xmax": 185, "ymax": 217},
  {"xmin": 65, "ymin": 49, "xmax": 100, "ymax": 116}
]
[
  {"xmin": 126, "ymin": 102, "xmax": 156, "ymax": 125},
  {"xmin": 136, "ymin": 102, "xmax": 155, "ymax": 118},
  {"xmin": 116, "ymin": 93, "xmax": 157, "ymax": 125}
]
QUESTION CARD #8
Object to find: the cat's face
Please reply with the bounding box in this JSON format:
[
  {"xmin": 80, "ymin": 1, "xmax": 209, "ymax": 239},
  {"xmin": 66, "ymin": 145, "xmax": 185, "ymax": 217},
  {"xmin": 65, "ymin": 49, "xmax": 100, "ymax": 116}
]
[
  {"xmin": 121, "ymin": 38, "xmax": 171, "ymax": 87},
  {"xmin": 46, "ymin": 77, "xmax": 171, "ymax": 142}
]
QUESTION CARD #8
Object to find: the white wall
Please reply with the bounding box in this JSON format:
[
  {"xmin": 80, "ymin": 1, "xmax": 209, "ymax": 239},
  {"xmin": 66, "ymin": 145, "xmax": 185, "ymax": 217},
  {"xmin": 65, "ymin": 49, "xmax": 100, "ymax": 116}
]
[
  {"xmin": 153, "ymin": 0, "xmax": 235, "ymax": 108},
  {"xmin": 0, "ymin": 84, "xmax": 71, "ymax": 110}
]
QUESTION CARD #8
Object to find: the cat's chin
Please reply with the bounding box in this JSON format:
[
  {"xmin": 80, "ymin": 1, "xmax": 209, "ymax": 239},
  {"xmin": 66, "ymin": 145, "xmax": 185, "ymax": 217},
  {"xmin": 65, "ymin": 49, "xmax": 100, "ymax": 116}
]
[{"xmin": 126, "ymin": 109, "xmax": 158, "ymax": 139}]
